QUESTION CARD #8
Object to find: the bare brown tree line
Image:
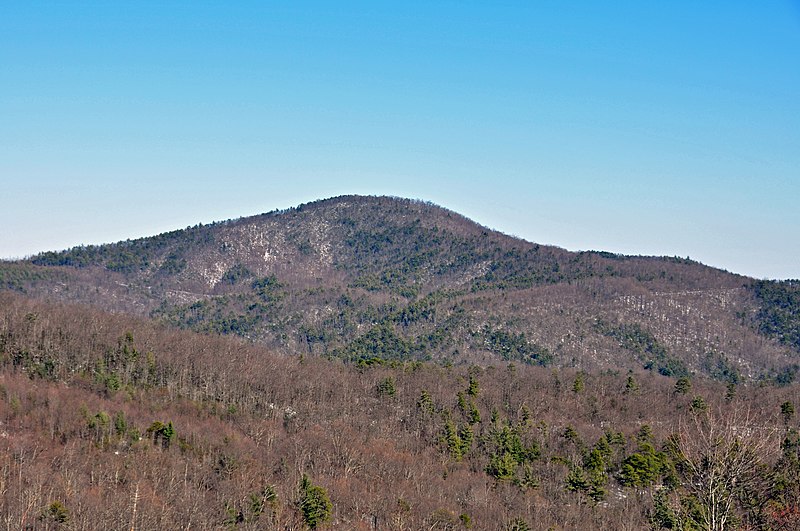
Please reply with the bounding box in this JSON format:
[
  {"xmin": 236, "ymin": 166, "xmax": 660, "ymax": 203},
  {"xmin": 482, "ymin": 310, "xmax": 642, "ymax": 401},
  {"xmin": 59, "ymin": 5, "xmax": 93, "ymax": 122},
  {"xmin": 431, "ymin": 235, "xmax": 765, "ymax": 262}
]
[{"xmin": 1, "ymin": 292, "xmax": 800, "ymax": 529}]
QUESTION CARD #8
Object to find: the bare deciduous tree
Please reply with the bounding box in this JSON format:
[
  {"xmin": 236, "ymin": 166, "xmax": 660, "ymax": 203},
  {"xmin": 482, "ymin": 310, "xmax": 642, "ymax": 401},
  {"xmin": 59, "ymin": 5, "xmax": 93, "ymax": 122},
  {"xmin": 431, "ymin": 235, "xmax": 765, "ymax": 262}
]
[{"xmin": 669, "ymin": 406, "xmax": 780, "ymax": 531}]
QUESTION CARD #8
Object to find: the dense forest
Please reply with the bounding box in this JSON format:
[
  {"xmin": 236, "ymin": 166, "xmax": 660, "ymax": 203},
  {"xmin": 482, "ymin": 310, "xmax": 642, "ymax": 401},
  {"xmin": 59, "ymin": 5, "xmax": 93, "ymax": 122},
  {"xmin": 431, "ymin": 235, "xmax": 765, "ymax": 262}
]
[
  {"xmin": 2, "ymin": 196, "xmax": 798, "ymax": 381},
  {"xmin": 2, "ymin": 195, "xmax": 800, "ymax": 529},
  {"xmin": 2, "ymin": 292, "xmax": 800, "ymax": 530}
]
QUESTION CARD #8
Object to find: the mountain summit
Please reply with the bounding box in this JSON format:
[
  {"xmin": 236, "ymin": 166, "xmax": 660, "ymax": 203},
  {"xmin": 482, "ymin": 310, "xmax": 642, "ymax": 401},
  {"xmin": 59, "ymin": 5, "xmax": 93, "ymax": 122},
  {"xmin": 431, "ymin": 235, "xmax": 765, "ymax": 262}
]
[{"xmin": 1, "ymin": 195, "xmax": 797, "ymax": 381}]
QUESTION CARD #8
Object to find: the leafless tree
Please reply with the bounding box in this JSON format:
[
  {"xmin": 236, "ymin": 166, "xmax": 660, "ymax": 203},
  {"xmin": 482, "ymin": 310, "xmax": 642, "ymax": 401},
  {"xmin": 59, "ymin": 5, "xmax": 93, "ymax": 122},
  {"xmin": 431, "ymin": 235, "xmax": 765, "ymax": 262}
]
[{"xmin": 670, "ymin": 406, "xmax": 780, "ymax": 531}]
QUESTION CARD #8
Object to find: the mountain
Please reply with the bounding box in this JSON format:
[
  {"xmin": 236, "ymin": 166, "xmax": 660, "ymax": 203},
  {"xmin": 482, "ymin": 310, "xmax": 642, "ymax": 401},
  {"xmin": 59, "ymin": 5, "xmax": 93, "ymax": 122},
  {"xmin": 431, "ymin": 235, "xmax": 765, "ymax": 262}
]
[
  {"xmin": 1, "ymin": 195, "xmax": 798, "ymax": 382},
  {"xmin": 3, "ymin": 195, "xmax": 800, "ymax": 529}
]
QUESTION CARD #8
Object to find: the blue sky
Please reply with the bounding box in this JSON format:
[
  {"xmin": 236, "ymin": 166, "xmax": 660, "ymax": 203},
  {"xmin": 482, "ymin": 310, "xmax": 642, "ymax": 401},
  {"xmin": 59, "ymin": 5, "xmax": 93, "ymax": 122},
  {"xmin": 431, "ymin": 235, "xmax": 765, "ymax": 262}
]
[{"xmin": 1, "ymin": 1, "xmax": 798, "ymax": 279}]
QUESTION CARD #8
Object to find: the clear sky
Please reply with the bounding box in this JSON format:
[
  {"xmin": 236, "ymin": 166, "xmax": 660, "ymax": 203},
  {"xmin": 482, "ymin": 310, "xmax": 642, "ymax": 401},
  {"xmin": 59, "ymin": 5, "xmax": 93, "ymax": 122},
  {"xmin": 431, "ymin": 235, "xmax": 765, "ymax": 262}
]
[{"xmin": 1, "ymin": 1, "xmax": 798, "ymax": 279}]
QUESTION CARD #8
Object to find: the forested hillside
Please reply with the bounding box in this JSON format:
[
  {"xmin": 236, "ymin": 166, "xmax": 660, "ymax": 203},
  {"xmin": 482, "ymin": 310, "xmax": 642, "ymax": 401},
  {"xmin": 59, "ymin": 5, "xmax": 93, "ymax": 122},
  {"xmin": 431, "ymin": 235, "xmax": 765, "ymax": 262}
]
[
  {"xmin": 2, "ymin": 292, "xmax": 800, "ymax": 530},
  {"xmin": 2, "ymin": 196, "xmax": 800, "ymax": 529},
  {"xmin": 1, "ymin": 195, "xmax": 797, "ymax": 383}
]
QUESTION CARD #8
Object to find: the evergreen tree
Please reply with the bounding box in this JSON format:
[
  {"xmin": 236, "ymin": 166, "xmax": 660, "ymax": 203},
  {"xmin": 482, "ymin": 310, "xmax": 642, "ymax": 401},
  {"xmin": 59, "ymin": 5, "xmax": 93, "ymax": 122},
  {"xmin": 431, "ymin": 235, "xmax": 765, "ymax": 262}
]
[
  {"xmin": 725, "ymin": 382, "xmax": 737, "ymax": 402},
  {"xmin": 674, "ymin": 377, "xmax": 692, "ymax": 396},
  {"xmin": 376, "ymin": 376, "xmax": 396, "ymax": 398},
  {"xmin": 467, "ymin": 374, "xmax": 480, "ymax": 397},
  {"xmin": 298, "ymin": 474, "xmax": 332, "ymax": 529},
  {"xmin": 573, "ymin": 372, "xmax": 585, "ymax": 394},
  {"xmin": 624, "ymin": 374, "xmax": 639, "ymax": 394},
  {"xmin": 782, "ymin": 401, "xmax": 795, "ymax": 425},
  {"xmin": 467, "ymin": 400, "xmax": 481, "ymax": 425},
  {"xmin": 417, "ymin": 390, "xmax": 434, "ymax": 416},
  {"xmin": 690, "ymin": 396, "xmax": 708, "ymax": 413}
]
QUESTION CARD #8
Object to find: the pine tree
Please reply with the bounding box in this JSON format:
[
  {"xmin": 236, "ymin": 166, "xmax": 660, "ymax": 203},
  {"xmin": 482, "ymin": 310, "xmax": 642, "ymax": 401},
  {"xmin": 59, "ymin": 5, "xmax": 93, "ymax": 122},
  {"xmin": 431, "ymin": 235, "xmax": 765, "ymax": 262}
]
[
  {"xmin": 573, "ymin": 372, "xmax": 585, "ymax": 394},
  {"xmin": 674, "ymin": 377, "xmax": 692, "ymax": 396},
  {"xmin": 298, "ymin": 474, "xmax": 332, "ymax": 529},
  {"xmin": 624, "ymin": 374, "xmax": 639, "ymax": 394},
  {"xmin": 782, "ymin": 401, "xmax": 795, "ymax": 425},
  {"xmin": 467, "ymin": 374, "xmax": 480, "ymax": 397}
]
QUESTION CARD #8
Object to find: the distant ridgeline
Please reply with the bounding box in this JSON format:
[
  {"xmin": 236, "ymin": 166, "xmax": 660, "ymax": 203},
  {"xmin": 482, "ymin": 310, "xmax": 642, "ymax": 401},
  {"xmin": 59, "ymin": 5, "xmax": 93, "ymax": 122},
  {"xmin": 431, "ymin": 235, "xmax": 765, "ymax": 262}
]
[{"xmin": 0, "ymin": 195, "xmax": 798, "ymax": 383}]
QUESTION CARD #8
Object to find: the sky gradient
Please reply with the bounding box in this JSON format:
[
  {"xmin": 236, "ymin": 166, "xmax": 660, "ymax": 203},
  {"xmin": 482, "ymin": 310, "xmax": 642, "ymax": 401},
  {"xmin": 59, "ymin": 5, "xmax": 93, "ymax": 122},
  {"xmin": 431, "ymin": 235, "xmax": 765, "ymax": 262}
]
[{"xmin": 2, "ymin": 1, "xmax": 799, "ymax": 279}]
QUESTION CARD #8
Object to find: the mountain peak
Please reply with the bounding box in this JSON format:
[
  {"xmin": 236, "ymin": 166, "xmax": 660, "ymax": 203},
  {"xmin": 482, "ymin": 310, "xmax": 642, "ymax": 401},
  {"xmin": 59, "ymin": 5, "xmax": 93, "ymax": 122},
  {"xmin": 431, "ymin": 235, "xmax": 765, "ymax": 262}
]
[{"xmin": 1, "ymin": 195, "xmax": 795, "ymax": 381}]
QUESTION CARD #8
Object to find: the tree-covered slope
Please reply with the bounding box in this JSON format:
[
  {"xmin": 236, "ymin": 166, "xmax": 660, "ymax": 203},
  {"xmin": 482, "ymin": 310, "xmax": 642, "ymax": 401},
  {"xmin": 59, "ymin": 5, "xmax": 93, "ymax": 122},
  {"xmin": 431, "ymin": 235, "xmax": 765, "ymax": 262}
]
[
  {"xmin": 2, "ymin": 292, "xmax": 800, "ymax": 530},
  {"xmin": 1, "ymin": 195, "xmax": 797, "ymax": 381}
]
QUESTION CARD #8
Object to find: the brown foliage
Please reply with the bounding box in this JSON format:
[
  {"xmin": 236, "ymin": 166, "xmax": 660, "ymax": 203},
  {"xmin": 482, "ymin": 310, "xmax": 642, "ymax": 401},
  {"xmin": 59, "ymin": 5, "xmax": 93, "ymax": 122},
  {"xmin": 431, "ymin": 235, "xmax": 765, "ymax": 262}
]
[{"xmin": 0, "ymin": 292, "xmax": 798, "ymax": 529}]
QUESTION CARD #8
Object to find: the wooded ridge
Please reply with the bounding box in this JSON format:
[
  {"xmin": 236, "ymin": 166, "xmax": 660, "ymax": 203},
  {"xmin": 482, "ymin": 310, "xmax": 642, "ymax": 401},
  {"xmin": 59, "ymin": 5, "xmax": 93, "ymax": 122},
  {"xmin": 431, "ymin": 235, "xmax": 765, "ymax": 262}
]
[
  {"xmin": 2, "ymin": 195, "xmax": 798, "ymax": 383},
  {"xmin": 2, "ymin": 195, "xmax": 800, "ymax": 529}
]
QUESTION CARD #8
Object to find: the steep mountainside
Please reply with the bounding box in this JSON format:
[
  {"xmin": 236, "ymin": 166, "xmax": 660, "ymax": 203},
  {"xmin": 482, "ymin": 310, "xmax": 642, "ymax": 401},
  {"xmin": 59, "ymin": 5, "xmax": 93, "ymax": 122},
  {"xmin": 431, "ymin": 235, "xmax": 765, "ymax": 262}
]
[{"xmin": 1, "ymin": 195, "xmax": 797, "ymax": 381}]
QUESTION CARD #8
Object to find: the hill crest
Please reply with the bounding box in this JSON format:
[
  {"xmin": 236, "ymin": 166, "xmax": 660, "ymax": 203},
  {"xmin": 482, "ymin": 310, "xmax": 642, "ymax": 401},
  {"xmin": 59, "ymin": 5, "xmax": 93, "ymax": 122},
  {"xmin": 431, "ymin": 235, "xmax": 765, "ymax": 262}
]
[{"xmin": 2, "ymin": 194, "xmax": 797, "ymax": 382}]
